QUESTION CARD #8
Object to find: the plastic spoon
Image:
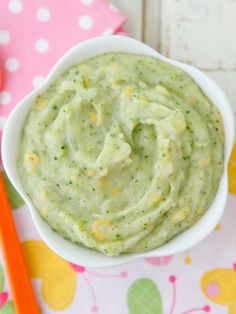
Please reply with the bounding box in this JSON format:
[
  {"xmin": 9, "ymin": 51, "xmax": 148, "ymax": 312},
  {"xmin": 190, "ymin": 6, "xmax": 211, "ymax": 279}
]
[
  {"xmin": 0, "ymin": 173, "xmax": 40, "ymax": 313},
  {"xmin": 0, "ymin": 66, "xmax": 40, "ymax": 313}
]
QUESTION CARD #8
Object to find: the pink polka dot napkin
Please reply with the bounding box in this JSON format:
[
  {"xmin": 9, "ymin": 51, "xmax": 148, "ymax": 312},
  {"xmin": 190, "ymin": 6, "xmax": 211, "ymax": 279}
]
[{"xmin": 0, "ymin": 0, "xmax": 125, "ymax": 124}]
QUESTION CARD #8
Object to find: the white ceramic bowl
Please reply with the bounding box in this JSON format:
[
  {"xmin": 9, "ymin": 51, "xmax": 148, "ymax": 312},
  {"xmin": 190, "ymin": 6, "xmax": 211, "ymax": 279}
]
[{"xmin": 2, "ymin": 36, "xmax": 235, "ymax": 267}]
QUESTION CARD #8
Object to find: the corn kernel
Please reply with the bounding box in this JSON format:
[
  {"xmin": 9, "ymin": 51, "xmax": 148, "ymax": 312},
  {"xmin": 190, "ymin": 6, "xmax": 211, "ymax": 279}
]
[
  {"xmin": 111, "ymin": 79, "xmax": 125, "ymax": 90},
  {"xmin": 24, "ymin": 153, "xmax": 39, "ymax": 173},
  {"xmin": 152, "ymin": 195, "xmax": 162, "ymax": 205},
  {"xmin": 156, "ymin": 85, "xmax": 169, "ymax": 96},
  {"xmin": 172, "ymin": 208, "xmax": 190, "ymax": 224},
  {"xmin": 89, "ymin": 112, "xmax": 97, "ymax": 124},
  {"xmin": 87, "ymin": 169, "xmax": 96, "ymax": 177},
  {"xmin": 176, "ymin": 119, "xmax": 186, "ymax": 133},
  {"xmin": 83, "ymin": 79, "xmax": 90, "ymax": 88},
  {"xmin": 198, "ymin": 157, "xmax": 211, "ymax": 167},
  {"xmin": 111, "ymin": 187, "xmax": 121, "ymax": 196},
  {"xmin": 69, "ymin": 174, "xmax": 77, "ymax": 182},
  {"xmin": 40, "ymin": 190, "xmax": 48, "ymax": 202},
  {"xmin": 37, "ymin": 97, "xmax": 46, "ymax": 110},
  {"xmin": 92, "ymin": 219, "xmax": 111, "ymax": 240},
  {"xmin": 99, "ymin": 177, "xmax": 109, "ymax": 186},
  {"xmin": 100, "ymin": 167, "xmax": 108, "ymax": 177},
  {"xmin": 25, "ymin": 153, "xmax": 39, "ymax": 167},
  {"xmin": 123, "ymin": 86, "xmax": 133, "ymax": 99},
  {"xmin": 25, "ymin": 153, "xmax": 39, "ymax": 164}
]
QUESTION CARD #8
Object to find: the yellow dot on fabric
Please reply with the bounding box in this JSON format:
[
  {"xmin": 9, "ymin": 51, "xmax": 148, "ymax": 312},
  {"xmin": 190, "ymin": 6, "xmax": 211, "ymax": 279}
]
[
  {"xmin": 22, "ymin": 240, "xmax": 76, "ymax": 310},
  {"xmin": 201, "ymin": 268, "xmax": 236, "ymax": 310},
  {"xmin": 185, "ymin": 255, "xmax": 192, "ymax": 265},
  {"xmin": 228, "ymin": 140, "xmax": 236, "ymax": 195},
  {"xmin": 214, "ymin": 224, "xmax": 221, "ymax": 231}
]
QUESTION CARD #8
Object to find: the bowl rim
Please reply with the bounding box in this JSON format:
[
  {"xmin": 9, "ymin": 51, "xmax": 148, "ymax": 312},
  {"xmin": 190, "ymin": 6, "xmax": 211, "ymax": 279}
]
[{"xmin": 2, "ymin": 35, "xmax": 235, "ymax": 267}]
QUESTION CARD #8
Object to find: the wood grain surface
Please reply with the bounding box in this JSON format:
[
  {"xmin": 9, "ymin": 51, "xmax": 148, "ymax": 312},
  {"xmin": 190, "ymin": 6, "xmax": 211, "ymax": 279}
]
[{"xmin": 111, "ymin": 0, "xmax": 236, "ymax": 122}]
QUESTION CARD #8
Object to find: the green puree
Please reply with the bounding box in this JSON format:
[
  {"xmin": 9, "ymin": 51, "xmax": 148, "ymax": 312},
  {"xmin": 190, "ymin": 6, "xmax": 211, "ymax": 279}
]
[{"xmin": 18, "ymin": 53, "xmax": 224, "ymax": 256}]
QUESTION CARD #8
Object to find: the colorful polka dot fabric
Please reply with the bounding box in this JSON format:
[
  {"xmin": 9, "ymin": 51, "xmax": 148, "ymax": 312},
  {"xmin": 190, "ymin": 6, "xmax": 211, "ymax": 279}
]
[{"xmin": 0, "ymin": 1, "xmax": 236, "ymax": 313}]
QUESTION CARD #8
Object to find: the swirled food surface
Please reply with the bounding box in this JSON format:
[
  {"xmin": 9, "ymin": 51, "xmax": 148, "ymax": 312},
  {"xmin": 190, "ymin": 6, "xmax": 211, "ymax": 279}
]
[{"xmin": 18, "ymin": 53, "xmax": 224, "ymax": 256}]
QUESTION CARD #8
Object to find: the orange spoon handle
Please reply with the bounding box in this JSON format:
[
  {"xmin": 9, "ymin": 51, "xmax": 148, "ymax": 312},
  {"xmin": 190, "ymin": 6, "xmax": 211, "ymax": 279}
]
[{"xmin": 0, "ymin": 173, "xmax": 40, "ymax": 314}]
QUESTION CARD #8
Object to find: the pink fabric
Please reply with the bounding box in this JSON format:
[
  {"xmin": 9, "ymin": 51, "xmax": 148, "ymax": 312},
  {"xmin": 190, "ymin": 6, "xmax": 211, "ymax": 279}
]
[{"xmin": 0, "ymin": 0, "xmax": 125, "ymax": 117}]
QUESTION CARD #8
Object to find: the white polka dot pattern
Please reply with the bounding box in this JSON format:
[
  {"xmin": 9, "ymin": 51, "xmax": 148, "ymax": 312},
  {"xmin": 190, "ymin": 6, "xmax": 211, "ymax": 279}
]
[
  {"xmin": 33, "ymin": 76, "xmax": 45, "ymax": 88},
  {"xmin": 0, "ymin": 92, "xmax": 12, "ymax": 105},
  {"xmin": 35, "ymin": 39, "xmax": 49, "ymax": 53},
  {"xmin": 36, "ymin": 8, "xmax": 51, "ymax": 22},
  {"xmin": 0, "ymin": 0, "xmax": 125, "ymax": 119},
  {"xmin": 8, "ymin": 0, "xmax": 22, "ymax": 14},
  {"xmin": 80, "ymin": 0, "xmax": 94, "ymax": 4},
  {"xmin": 5, "ymin": 58, "xmax": 19, "ymax": 72},
  {"xmin": 0, "ymin": 31, "xmax": 10, "ymax": 45},
  {"xmin": 78, "ymin": 15, "xmax": 94, "ymax": 30}
]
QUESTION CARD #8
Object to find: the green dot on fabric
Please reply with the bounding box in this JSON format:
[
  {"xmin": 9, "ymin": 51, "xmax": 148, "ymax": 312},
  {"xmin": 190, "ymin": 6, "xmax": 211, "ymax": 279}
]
[
  {"xmin": 2, "ymin": 171, "xmax": 25, "ymax": 210},
  {"xmin": 127, "ymin": 278, "xmax": 163, "ymax": 314},
  {"xmin": 0, "ymin": 301, "xmax": 15, "ymax": 314}
]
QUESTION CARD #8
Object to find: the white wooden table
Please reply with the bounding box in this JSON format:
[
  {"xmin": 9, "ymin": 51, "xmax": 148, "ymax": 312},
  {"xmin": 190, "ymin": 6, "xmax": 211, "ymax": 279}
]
[{"xmin": 111, "ymin": 0, "xmax": 236, "ymax": 123}]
